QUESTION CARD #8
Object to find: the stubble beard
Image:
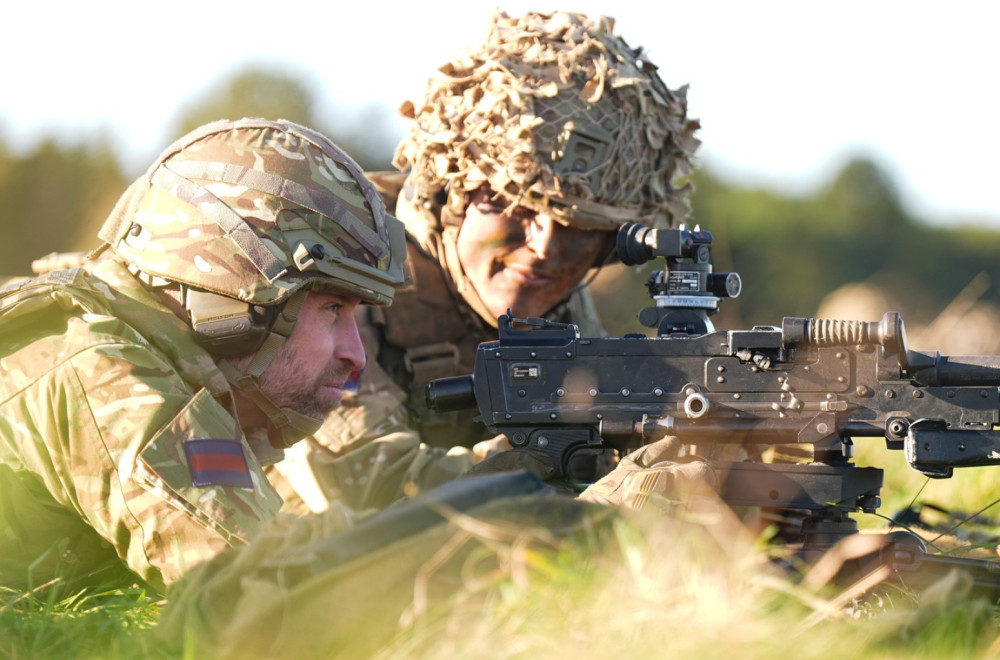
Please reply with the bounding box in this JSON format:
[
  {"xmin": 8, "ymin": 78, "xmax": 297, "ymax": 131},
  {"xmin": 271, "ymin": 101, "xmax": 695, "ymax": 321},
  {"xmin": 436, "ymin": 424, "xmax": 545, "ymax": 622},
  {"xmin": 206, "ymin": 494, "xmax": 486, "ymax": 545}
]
[{"xmin": 257, "ymin": 343, "xmax": 352, "ymax": 420}]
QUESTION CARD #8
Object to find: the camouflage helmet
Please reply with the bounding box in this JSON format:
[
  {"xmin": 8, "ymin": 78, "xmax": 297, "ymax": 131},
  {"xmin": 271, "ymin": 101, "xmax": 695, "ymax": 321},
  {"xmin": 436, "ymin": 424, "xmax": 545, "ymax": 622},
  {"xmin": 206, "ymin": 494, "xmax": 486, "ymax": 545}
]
[
  {"xmin": 394, "ymin": 10, "xmax": 701, "ymax": 234},
  {"xmin": 100, "ymin": 117, "xmax": 405, "ymax": 309},
  {"xmin": 97, "ymin": 118, "xmax": 407, "ymax": 356}
]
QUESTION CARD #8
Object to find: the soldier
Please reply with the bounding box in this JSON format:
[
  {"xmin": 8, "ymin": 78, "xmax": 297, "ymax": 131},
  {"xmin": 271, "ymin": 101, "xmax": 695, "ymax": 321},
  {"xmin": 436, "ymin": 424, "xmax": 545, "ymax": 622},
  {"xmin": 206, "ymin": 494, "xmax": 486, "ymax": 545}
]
[
  {"xmin": 0, "ymin": 117, "xmax": 408, "ymax": 594},
  {"xmin": 271, "ymin": 10, "xmax": 701, "ymax": 513},
  {"xmin": 0, "ymin": 115, "xmax": 720, "ymax": 657}
]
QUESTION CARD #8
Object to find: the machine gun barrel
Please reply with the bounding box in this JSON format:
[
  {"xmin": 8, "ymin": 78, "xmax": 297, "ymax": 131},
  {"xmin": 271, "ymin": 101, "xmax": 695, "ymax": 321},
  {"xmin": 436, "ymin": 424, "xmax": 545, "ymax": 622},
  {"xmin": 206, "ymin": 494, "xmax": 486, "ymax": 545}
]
[{"xmin": 783, "ymin": 313, "xmax": 1000, "ymax": 387}]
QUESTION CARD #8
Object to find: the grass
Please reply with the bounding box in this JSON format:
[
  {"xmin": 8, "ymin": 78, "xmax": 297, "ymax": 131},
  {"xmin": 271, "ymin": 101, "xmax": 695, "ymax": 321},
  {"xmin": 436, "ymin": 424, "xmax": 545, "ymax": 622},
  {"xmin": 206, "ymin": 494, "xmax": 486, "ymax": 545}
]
[
  {"xmin": 5, "ymin": 448, "xmax": 1000, "ymax": 659},
  {"xmin": 6, "ymin": 469, "xmax": 1000, "ymax": 660},
  {"xmin": 0, "ymin": 583, "xmax": 167, "ymax": 660},
  {"xmin": 367, "ymin": 508, "xmax": 1000, "ymax": 660},
  {"xmin": 851, "ymin": 420, "xmax": 1000, "ymax": 564}
]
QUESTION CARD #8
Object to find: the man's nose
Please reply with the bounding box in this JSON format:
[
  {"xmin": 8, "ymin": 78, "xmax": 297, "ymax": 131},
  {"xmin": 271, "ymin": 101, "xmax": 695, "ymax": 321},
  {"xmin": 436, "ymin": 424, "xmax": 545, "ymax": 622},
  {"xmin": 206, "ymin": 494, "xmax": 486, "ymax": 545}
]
[
  {"xmin": 334, "ymin": 314, "xmax": 366, "ymax": 372},
  {"xmin": 525, "ymin": 214, "xmax": 560, "ymax": 258}
]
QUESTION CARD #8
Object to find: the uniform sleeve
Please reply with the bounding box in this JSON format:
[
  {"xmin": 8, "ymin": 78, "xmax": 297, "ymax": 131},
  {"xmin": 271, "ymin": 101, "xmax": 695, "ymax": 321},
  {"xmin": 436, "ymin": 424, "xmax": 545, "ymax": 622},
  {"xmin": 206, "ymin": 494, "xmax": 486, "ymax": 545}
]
[
  {"xmin": 8, "ymin": 337, "xmax": 280, "ymax": 591},
  {"xmin": 269, "ymin": 430, "xmax": 474, "ymax": 514},
  {"xmin": 157, "ymin": 488, "xmax": 610, "ymax": 659}
]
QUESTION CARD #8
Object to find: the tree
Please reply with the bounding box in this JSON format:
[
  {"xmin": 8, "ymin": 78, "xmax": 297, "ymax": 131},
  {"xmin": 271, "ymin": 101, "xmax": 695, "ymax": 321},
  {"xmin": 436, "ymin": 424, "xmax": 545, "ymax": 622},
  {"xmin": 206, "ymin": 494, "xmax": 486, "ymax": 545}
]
[
  {"xmin": 166, "ymin": 66, "xmax": 398, "ymax": 171},
  {"xmin": 0, "ymin": 136, "xmax": 125, "ymax": 277},
  {"xmin": 810, "ymin": 157, "xmax": 907, "ymax": 238},
  {"xmin": 168, "ymin": 65, "xmax": 318, "ymax": 140}
]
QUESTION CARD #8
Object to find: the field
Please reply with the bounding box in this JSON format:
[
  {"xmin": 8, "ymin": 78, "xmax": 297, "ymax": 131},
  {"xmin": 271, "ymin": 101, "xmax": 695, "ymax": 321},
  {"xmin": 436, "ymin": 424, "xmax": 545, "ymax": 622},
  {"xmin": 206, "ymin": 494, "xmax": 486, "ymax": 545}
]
[{"xmin": 4, "ymin": 449, "xmax": 1000, "ymax": 660}]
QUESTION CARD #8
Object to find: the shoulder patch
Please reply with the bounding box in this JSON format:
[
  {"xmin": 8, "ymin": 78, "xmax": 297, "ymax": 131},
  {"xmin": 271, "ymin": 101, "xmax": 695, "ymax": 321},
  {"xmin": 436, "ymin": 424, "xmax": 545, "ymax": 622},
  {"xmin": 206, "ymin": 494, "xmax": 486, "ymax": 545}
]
[
  {"xmin": 137, "ymin": 388, "xmax": 282, "ymax": 544},
  {"xmin": 183, "ymin": 438, "xmax": 253, "ymax": 489}
]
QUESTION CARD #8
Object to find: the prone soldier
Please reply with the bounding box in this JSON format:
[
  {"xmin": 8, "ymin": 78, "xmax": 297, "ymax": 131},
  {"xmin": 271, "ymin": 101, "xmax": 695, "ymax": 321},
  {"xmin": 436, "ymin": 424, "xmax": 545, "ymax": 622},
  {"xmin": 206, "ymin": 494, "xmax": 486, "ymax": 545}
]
[{"xmin": 0, "ymin": 117, "xmax": 408, "ymax": 594}]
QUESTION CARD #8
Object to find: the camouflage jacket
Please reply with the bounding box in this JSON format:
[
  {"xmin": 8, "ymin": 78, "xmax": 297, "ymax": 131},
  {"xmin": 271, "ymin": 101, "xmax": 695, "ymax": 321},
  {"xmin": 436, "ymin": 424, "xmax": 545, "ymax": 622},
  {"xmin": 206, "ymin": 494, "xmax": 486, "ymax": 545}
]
[
  {"xmin": 0, "ymin": 259, "xmax": 283, "ymax": 593},
  {"xmin": 267, "ymin": 172, "xmax": 608, "ymax": 514}
]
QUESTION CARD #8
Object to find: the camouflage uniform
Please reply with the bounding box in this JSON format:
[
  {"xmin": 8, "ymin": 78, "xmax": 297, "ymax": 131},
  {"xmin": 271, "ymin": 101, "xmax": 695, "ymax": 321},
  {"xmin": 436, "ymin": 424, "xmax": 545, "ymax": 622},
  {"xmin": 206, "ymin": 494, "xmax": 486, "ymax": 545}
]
[
  {"xmin": 0, "ymin": 260, "xmax": 284, "ymax": 592},
  {"xmin": 0, "ymin": 114, "xmax": 716, "ymax": 657},
  {"xmin": 0, "ymin": 260, "xmax": 636, "ymax": 656},
  {"xmin": 269, "ymin": 10, "xmax": 700, "ymax": 514},
  {"xmin": 0, "ymin": 118, "xmax": 406, "ymax": 593}
]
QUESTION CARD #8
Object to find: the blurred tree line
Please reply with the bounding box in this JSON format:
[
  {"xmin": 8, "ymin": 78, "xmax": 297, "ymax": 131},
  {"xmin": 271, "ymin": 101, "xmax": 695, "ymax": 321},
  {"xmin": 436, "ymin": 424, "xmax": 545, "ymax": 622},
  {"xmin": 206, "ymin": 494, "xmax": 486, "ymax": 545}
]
[
  {"xmin": 3, "ymin": 67, "xmax": 1000, "ymax": 353},
  {"xmin": 0, "ymin": 67, "xmax": 398, "ymax": 278}
]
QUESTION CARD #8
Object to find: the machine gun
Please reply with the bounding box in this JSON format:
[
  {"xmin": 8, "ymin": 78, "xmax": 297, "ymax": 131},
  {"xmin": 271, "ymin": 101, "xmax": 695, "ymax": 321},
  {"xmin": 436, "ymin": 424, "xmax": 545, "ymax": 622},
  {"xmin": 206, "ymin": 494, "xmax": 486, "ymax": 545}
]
[{"xmin": 426, "ymin": 222, "xmax": 1000, "ymax": 596}]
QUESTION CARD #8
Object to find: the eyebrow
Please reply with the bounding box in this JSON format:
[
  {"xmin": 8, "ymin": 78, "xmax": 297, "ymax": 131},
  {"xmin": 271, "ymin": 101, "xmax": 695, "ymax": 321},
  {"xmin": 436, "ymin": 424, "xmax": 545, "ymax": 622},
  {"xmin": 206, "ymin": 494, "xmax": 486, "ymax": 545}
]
[{"xmin": 310, "ymin": 290, "xmax": 354, "ymax": 305}]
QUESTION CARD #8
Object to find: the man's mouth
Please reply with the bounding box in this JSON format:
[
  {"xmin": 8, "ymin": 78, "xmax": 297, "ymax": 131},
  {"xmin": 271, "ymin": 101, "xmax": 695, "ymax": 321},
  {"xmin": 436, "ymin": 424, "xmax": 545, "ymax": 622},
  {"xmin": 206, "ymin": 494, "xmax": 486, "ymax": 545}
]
[
  {"xmin": 320, "ymin": 379, "xmax": 346, "ymax": 393},
  {"xmin": 504, "ymin": 262, "xmax": 555, "ymax": 286},
  {"xmin": 318, "ymin": 368, "xmax": 352, "ymax": 398}
]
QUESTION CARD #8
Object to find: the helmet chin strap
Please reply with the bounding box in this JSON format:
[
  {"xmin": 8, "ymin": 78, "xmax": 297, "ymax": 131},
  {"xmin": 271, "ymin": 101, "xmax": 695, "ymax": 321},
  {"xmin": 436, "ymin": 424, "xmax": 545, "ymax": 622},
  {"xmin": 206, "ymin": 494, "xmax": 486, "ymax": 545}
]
[
  {"xmin": 439, "ymin": 225, "xmax": 502, "ymax": 329},
  {"xmin": 216, "ymin": 291, "xmax": 324, "ymax": 450}
]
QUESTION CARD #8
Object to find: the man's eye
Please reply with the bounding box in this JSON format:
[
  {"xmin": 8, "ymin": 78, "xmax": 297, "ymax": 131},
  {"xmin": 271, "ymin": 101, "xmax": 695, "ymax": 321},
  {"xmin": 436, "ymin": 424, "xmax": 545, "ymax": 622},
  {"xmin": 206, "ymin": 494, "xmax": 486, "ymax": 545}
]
[{"xmin": 477, "ymin": 202, "xmax": 534, "ymax": 223}]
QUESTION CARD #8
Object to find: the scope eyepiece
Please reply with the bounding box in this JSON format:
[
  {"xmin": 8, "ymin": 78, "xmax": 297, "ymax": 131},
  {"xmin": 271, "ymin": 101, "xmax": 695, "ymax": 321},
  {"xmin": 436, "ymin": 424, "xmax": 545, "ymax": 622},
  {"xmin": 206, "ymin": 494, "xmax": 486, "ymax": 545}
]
[
  {"xmin": 616, "ymin": 222, "xmax": 715, "ymax": 266},
  {"xmin": 616, "ymin": 223, "xmax": 656, "ymax": 266}
]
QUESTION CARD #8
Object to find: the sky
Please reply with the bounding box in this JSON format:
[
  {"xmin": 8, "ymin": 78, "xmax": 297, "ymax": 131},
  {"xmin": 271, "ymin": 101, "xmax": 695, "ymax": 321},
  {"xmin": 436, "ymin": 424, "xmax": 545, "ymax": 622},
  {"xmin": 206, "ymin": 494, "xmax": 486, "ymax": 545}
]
[{"xmin": 3, "ymin": 0, "xmax": 998, "ymax": 227}]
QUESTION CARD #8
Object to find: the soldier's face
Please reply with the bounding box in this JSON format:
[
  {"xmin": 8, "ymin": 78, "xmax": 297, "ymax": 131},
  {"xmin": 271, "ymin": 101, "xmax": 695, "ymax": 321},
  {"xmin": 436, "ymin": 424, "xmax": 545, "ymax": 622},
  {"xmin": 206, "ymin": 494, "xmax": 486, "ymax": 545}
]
[
  {"xmin": 457, "ymin": 187, "xmax": 609, "ymax": 322},
  {"xmin": 256, "ymin": 291, "xmax": 366, "ymax": 419}
]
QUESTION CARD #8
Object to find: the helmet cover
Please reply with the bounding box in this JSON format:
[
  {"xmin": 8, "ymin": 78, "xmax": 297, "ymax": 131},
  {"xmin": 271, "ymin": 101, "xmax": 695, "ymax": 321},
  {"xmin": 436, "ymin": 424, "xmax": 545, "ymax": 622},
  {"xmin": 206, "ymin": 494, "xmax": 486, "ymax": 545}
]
[
  {"xmin": 394, "ymin": 10, "xmax": 701, "ymax": 233},
  {"xmin": 99, "ymin": 117, "xmax": 407, "ymax": 307}
]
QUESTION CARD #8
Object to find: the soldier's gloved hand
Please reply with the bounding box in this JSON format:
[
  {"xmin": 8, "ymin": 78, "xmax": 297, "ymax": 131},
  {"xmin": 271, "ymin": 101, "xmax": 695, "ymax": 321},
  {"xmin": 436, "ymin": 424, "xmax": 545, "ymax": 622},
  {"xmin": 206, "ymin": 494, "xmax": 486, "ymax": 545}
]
[
  {"xmin": 577, "ymin": 437, "xmax": 719, "ymax": 511},
  {"xmin": 471, "ymin": 434, "xmax": 513, "ymax": 463},
  {"xmin": 467, "ymin": 446, "xmax": 559, "ymax": 481}
]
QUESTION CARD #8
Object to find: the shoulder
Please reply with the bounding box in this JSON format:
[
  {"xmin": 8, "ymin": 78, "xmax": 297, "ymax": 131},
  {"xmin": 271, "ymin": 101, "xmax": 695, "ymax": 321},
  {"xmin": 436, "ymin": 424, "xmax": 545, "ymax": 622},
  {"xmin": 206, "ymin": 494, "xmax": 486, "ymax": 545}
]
[
  {"xmin": 135, "ymin": 389, "xmax": 283, "ymax": 541},
  {"xmin": 1, "ymin": 268, "xmax": 158, "ymax": 391},
  {"xmin": 371, "ymin": 241, "xmax": 471, "ymax": 342}
]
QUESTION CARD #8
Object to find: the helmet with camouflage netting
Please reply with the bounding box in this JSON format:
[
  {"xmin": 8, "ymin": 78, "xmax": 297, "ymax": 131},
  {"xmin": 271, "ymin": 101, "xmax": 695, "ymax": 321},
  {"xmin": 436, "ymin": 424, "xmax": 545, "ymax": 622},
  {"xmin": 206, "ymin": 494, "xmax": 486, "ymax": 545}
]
[
  {"xmin": 97, "ymin": 117, "xmax": 407, "ymax": 357},
  {"xmin": 394, "ymin": 10, "xmax": 701, "ymax": 235}
]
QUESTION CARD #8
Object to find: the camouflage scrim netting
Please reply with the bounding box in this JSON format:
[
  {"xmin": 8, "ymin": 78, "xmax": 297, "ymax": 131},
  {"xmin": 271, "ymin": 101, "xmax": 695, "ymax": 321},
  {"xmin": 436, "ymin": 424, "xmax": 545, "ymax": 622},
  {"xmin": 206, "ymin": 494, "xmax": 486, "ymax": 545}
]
[
  {"xmin": 394, "ymin": 10, "xmax": 701, "ymax": 231},
  {"xmin": 98, "ymin": 118, "xmax": 406, "ymax": 307}
]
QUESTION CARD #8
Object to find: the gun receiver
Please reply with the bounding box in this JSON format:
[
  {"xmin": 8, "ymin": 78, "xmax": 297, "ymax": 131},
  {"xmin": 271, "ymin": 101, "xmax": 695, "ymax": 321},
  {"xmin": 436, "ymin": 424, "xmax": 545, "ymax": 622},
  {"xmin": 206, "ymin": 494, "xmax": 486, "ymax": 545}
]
[{"xmin": 427, "ymin": 310, "xmax": 1000, "ymax": 481}]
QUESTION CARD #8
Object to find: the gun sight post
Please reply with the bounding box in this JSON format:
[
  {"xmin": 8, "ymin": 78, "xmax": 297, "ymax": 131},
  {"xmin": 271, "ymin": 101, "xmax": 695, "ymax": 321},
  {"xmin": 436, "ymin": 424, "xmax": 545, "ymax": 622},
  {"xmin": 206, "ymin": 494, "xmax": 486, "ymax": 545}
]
[{"xmin": 616, "ymin": 222, "xmax": 741, "ymax": 337}]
